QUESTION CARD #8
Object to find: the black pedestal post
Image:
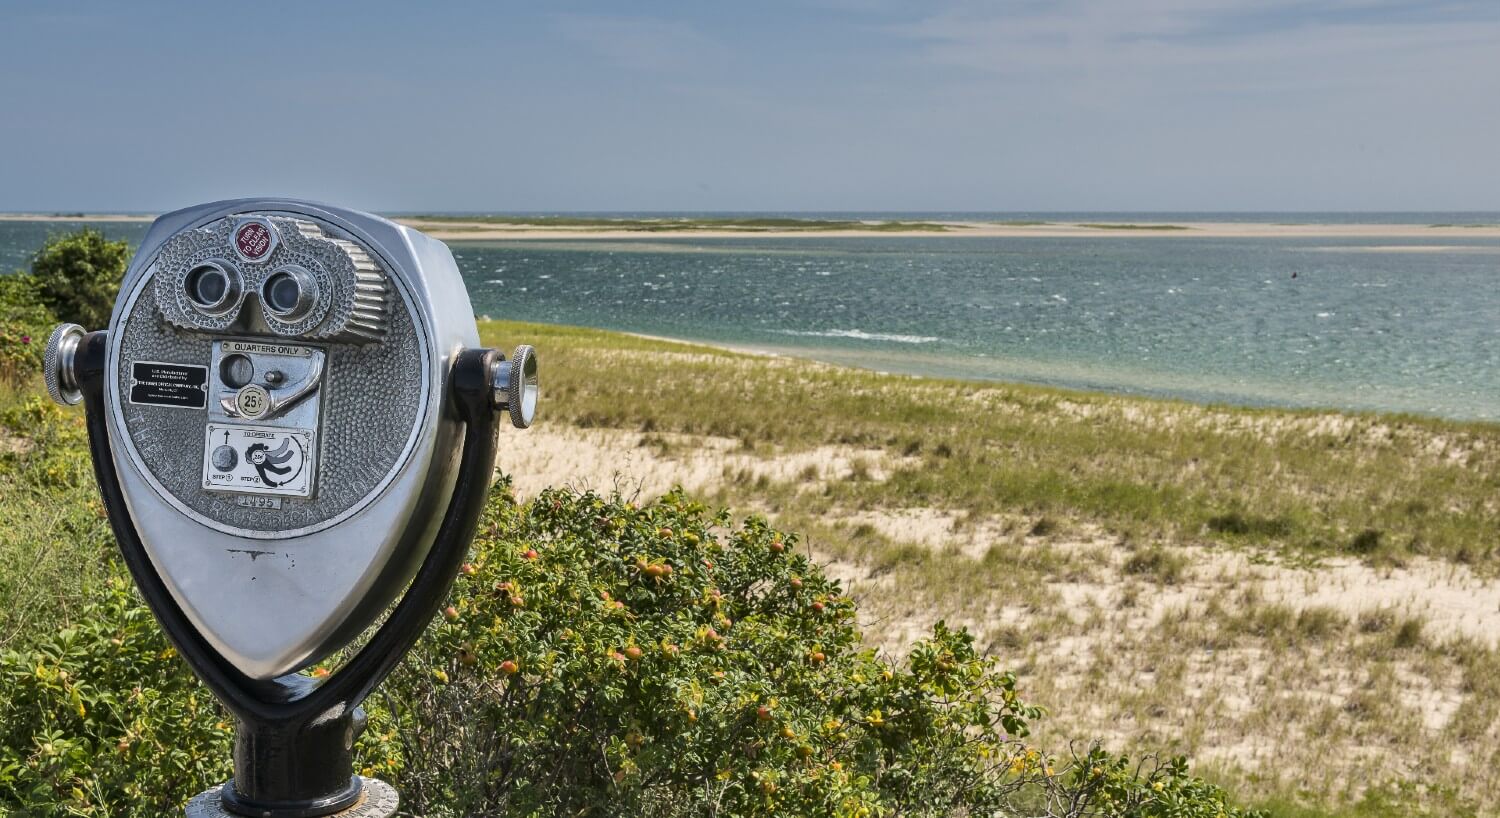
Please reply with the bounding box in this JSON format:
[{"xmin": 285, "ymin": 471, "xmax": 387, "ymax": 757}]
[
  {"xmin": 74, "ymin": 334, "xmax": 502, "ymax": 817},
  {"xmin": 220, "ymin": 675, "xmax": 365, "ymax": 816}
]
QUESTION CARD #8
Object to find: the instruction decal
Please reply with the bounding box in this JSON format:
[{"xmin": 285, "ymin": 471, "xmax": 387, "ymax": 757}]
[{"xmin": 202, "ymin": 423, "xmax": 316, "ymax": 499}]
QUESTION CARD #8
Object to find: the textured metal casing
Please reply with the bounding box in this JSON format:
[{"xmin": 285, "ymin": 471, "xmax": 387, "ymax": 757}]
[{"xmin": 103, "ymin": 199, "xmax": 479, "ymax": 679}]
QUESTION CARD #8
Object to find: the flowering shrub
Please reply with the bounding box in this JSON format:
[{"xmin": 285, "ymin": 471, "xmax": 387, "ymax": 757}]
[
  {"xmin": 0, "ymin": 274, "xmax": 54, "ymax": 384},
  {"xmin": 0, "ymin": 576, "xmax": 234, "ymax": 816},
  {"xmin": 0, "ymin": 480, "xmax": 1260, "ymax": 817},
  {"xmin": 371, "ymin": 486, "xmax": 1261, "ymax": 817}
]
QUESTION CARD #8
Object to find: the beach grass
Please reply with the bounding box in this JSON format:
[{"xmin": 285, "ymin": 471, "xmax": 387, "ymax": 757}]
[
  {"xmin": 478, "ymin": 319, "xmax": 1500, "ymax": 570},
  {"xmin": 0, "ymin": 385, "xmax": 115, "ymax": 648}
]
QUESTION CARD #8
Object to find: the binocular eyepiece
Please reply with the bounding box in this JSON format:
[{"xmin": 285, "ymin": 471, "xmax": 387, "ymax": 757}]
[{"xmin": 41, "ymin": 199, "xmax": 539, "ymax": 817}]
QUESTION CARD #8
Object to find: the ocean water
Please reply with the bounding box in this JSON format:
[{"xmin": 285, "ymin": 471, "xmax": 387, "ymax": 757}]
[
  {"xmin": 5, "ymin": 216, "xmax": 1499, "ymax": 421},
  {"xmin": 0, "ymin": 220, "xmax": 148, "ymax": 272}
]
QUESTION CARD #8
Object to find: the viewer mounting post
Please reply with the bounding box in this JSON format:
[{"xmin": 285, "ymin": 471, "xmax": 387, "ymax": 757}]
[{"xmin": 43, "ymin": 199, "xmax": 539, "ymax": 817}]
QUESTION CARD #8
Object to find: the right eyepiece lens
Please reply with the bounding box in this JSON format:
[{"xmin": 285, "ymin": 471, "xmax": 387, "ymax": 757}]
[
  {"xmin": 264, "ymin": 272, "xmax": 301, "ymax": 314},
  {"xmin": 186, "ymin": 265, "xmax": 229, "ymax": 308}
]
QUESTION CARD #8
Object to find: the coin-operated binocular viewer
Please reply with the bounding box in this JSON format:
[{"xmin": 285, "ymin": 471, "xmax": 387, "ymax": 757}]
[{"xmin": 44, "ymin": 199, "xmax": 537, "ymax": 817}]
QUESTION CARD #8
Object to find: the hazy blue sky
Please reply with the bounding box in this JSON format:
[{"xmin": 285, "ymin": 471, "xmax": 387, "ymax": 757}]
[{"xmin": 1, "ymin": 1, "xmax": 1496, "ymax": 212}]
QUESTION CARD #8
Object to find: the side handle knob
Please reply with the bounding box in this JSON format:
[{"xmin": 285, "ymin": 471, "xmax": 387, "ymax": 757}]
[
  {"xmin": 489, "ymin": 345, "xmax": 538, "ymax": 429},
  {"xmin": 44, "ymin": 323, "xmax": 87, "ymax": 407}
]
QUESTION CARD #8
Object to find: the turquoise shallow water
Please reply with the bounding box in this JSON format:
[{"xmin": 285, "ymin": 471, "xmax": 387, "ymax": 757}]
[
  {"xmin": 449, "ymin": 236, "xmax": 1500, "ymax": 421},
  {"xmin": 5, "ymin": 217, "xmax": 1499, "ymax": 421}
]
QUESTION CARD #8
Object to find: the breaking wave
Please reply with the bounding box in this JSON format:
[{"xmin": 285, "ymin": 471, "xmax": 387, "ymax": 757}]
[{"xmin": 775, "ymin": 328, "xmax": 942, "ymax": 344}]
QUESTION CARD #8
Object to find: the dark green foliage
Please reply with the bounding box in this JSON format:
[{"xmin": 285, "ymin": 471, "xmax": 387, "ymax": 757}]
[
  {"xmin": 1206, "ymin": 512, "xmax": 1294, "ymax": 538},
  {"xmin": 0, "ymin": 274, "xmax": 57, "ymax": 383},
  {"xmin": 0, "ymin": 576, "xmax": 233, "ymax": 815},
  {"xmin": 1347, "ymin": 529, "xmax": 1383, "ymax": 555},
  {"xmin": 28, "ymin": 228, "xmax": 129, "ymax": 330},
  {"xmin": 0, "ymin": 482, "xmax": 1258, "ymax": 817}
]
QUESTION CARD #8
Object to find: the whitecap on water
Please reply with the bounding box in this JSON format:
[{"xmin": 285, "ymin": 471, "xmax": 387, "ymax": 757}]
[{"xmin": 775, "ymin": 328, "xmax": 942, "ymax": 344}]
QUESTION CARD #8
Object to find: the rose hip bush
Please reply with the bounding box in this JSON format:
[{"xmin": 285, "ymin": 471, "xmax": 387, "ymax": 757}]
[
  {"xmin": 388, "ymin": 486, "xmax": 1261, "ymax": 818},
  {"xmin": 0, "ymin": 575, "xmax": 235, "ymax": 815},
  {"xmin": 0, "ymin": 274, "xmax": 55, "ymax": 384},
  {"xmin": 0, "ymin": 479, "xmax": 1260, "ymax": 817}
]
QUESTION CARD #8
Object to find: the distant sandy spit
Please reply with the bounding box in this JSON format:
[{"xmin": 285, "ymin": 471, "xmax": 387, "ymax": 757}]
[
  {"xmin": 405, "ymin": 219, "xmax": 1500, "ymax": 241},
  {"xmin": 0, "ymin": 213, "xmax": 153, "ymax": 223},
  {"xmin": 5, "ymin": 213, "xmax": 1500, "ymax": 240}
]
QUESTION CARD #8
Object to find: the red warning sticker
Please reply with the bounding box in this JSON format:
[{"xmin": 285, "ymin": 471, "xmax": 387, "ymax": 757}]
[{"xmin": 235, "ymin": 221, "xmax": 274, "ymax": 261}]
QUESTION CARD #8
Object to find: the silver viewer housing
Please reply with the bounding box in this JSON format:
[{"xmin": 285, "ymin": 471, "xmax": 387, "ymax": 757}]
[{"xmin": 44, "ymin": 199, "xmax": 538, "ymax": 679}]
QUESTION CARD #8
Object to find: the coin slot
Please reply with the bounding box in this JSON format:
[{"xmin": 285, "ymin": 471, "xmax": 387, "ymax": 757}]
[{"xmin": 220, "ymin": 353, "xmax": 255, "ymax": 389}]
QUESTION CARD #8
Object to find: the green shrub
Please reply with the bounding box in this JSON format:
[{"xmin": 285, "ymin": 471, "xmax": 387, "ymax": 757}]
[
  {"xmin": 28, "ymin": 229, "xmax": 129, "ymax": 330},
  {"xmin": 0, "ymin": 576, "xmax": 232, "ymax": 816},
  {"xmin": 0, "ymin": 275, "xmax": 56, "ymax": 384},
  {"xmin": 0, "ymin": 483, "xmax": 1260, "ymax": 817}
]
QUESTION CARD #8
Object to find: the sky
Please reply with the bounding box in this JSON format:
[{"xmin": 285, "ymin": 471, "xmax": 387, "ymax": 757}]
[{"xmin": 1, "ymin": 0, "xmax": 1497, "ymax": 213}]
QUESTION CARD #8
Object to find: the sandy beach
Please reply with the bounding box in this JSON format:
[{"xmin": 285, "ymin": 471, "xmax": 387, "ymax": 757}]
[{"xmin": 404, "ymin": 219, "xmax": 1500, "ymax": 241}]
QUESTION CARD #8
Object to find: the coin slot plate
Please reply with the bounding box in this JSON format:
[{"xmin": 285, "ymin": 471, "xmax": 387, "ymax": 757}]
[{"xmin": 204, "ymin": 339, "xmax": 325, "ymax": 500}]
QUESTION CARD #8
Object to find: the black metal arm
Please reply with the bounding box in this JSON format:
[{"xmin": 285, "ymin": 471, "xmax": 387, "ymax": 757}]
[{"xmin": 76, "ymin": 333, "xmax": 501, "ymax": 816}]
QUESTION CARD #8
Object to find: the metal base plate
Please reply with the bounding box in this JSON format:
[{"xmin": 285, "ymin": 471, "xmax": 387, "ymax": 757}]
[{"xmin": 185, "ymin": 777, "xmax": 398, "ymax": 818}]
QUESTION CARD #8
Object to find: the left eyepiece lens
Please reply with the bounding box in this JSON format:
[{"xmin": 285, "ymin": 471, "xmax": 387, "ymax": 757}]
[{"xmin": 185, "ymin": 264, "xmax": 237, "ymax": 313}]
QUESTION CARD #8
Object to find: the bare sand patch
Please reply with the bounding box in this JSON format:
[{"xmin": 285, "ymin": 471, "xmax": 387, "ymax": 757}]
[
  {"xmin": 0, "ymin": 433, "xmax": 30, "ymax": 455},
  {"xmin": 1256, "ymin": 556, "xmax": 1500, "ymax": 645},
  {"xmin": 500, "ymin": 423, "xmax": 908, "ymax": 502},
  {"xmin": 498, "ymin": 419, "xmax": 1500, "ymax": 805},
  {"xmin": 505, "ymin": 421, "xmax": 1500, "ymax": 645}
]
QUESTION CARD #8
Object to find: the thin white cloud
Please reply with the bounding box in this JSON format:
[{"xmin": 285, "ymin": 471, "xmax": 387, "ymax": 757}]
[
  {"xmin": 550, "ymin": 13, "xmax": 724, "ymax": 73},
  {"xmin": 897, "ymin": 0, "xmax": 1500, "ymax": 90}
]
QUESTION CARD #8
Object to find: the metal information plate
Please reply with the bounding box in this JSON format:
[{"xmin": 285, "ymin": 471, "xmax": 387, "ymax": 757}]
[
  {"xmin": 129, "ymin": 361, "xmax": 209, "ymax": 408},
  {"xmin": 203, "ymin": 423, "xmax": 316, "ymax": 499}
]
